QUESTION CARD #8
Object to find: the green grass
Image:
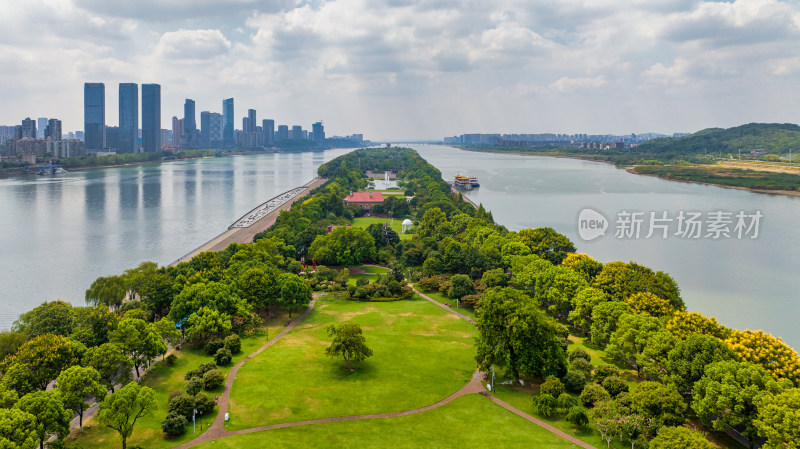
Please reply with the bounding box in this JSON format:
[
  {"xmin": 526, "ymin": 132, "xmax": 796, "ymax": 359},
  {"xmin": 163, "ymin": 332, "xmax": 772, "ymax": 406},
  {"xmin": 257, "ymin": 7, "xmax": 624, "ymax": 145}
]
[
  {"xmin": 354, "ymin": 265, "xmax": 390, "ymax": 274},
  {"xmin": 414, "ymin": 285, "xmax": 477, "ymax": 321},
  {"xmin": 226, "ymin": 295, "xmax": 476, "ymax": 430},
  {"xmin": 346, "ymin": 274, "xmax": 377, "ymax": 286},
  {"xmin": 70, "ymin": 316, "xmax": 290, "ymax": 449},
  {"xmin": 634, "ymin": 165, "xmax": 800, "ymax": 191},
  {"xmin": 196, "ymin": 394, "xmax": 580, "ymax": 449},
  {"xmin": 351, "ymin": 217, "xmax": 413, "ymax": 240}
]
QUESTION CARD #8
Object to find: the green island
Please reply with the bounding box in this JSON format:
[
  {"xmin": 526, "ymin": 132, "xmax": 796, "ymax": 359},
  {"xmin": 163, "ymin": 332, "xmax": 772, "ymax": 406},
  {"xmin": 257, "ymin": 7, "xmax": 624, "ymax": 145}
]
[{"xmin": 0, "ymin": 147, "xmax": 798, "ymax": 449}]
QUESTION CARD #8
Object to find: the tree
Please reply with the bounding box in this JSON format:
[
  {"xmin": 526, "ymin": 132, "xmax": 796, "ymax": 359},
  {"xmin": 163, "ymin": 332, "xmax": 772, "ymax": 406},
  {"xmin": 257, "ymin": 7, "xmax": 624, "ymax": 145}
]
[
  {"xmin": 561, "ymin": 253, "xmax": 603, "ymax": 282},
  {"xmin": 533, "ymin": 266, "xmax": 588, "ymax": 318},
  {"xmin": 308, "ymin": 227, "xmax": 377, "ymax": 266},
  {"xmin": 566, "ymin": 406, "xmax": 589, "ymax": 429},
  {"xmin": 569, "ymin": 347, "xmax": 591, "ymax": 363},
  {"xmin": 624, "ymin": 292, "xmax": 675, "ymax": 318},
  {"xmin": 649, "ymin": 426, "xmax": 713, "ymax": 449},
  {"xmin": 325, "ymin": 322, "xmax": 373, "ymax": 371},
  {"xmin": 168, "ymin": 281, "xmax": 250, "ymax": 326},
  {"xmin": 590, "ymin": 301, "xmax": 632, "ymax": 346},
  {"xmin": 185, "ymin": 309, "xmax": 232, "ymax": 347},
  {"xmin": 606, "ymin": 313, "xmax": 663, "ymax": 376},
  {"xmin": 202, "ymin": 369, "xmax": 225, "ymax": 390},
  {"xmin": 214, "ymin": 348, "xmax": 232, "ymax": 366},
  {"xmin": 153, "ymin": 317, "xmax": 181, "ymax": 348},
  {"xmin": 185, "ymin": 377, "xmax": 203, "ymax": 395},
  {"xmin": 568, "ymin": 287, "xmax": 608, "ymax": 333},
  {"xmin": 593, "ymin": 262, "xmax": 683, "ymax": 310},
  {"xmin": 601, "ymin": 376, "xmax": 629, "ymax": 397},
  {"xmin": 580, "ymin": 383, "xmax": 611, "ymax": 406},
  {"xmin": 556, "ymin": 392, "xmax": 577, "ymax": 412},
  {"xmin": 448, "ymin": 274, "xmax": 475, "ymax": 299},
  {"xmin": 754, "ymin": 388, "xmax": 800, "ymax": 449},
  {"xmin": 98, "ymin": 382, "xmax": 158, "ymax": 449},
  {"xmin": 223, "ymin": 334, "xmax": 241, "ymax": 354},
  {"xmin": 517, "ymin": 227, "xmax": 576, "ymax": 265},
  {"xmin": 692, "ymin": 361, "xmax": 784, "ymax": 448},
  {"xmin": 366, "ymin": 223, "xmax": 400, "ymax": 247},
  {"xmin": 14, "ymin": 300, "xmax": 75, "ymax": 338},
  {"xmin": 277, "ymin": 273, "xmax": 312, "ymax": 317},
  {"xmin": 56, "ymin": 366, "xmax": 107, "ymax": 431},
  {"xmin": 111, "ymin": 318, "xmax": 168, "ymax": 379},
  {"xmin": 593, "ymin": 364, "xmax": 621, "ymax": 384},
  {"xmin": 0, "ymin": 408, "xmax": 38, "ymax": 449},
  {"xmin": 481, "ymin": 268, "xmax": 508, "ymax": 288},
  {"xmin": 0, "ymin": 331, "xmax": 27, "ymax": 361},
  {"xmin": 666, "ymin": 311, "xmax": 730, "ymax": 340},
  {"xmin": 475, "ymin": 287, "xmax": 568, "ymax": 380},
  {"xmin": 237, "ymin": 268, "xmax": 278, "ymax": 312},
  {"xmin": 0, "ymin": 334, "xmax": 80, "ymax": 391},
  {"xmin": 137, "ymin": 271, "xmax": 177, "ymax": 318},
  {"xmin": 85, "ymin": 275, "xmax": 127, "ymax": 310},
  {"xmin": 83, "ymin": 343, "xmax": 134, "ymax": 393},
  {"xmin": 630, "ymin": 381, "xmax": 686, "ymax": 429},
  {"xmin": 666, "ymin": 334, "xmax": 736, "ymax": 395},
  {"xmin": 70, "ymin": 306, "xmax": 118, "ymax": 348},
  {"xmin": 161, "ymin": 412, "xmax": 187, "ymax": 436},
  {"xmin": 539, "ymin": 376, "xmax": 565, "ymax": 397},
  {"xmin": 14, "ymin": 391, "xmax": 71, "ymax": 449},
  {"xmin": 637, "ymin": 329, "xmax": 678, "ymax": 382},
  {"xmin": 418, "ymin": 207, "xmax": 447, "ymax": 238},
  {"xmin": 562, "ymin": 371, "xmax": 587, "ymax": 393},
  {"xmin": 534, "ymin": 393, "xmax": 556, "ymax": 417},
  {"xmin": 726, "ymin": 329, "xmax": 800, "ymax": 384}
]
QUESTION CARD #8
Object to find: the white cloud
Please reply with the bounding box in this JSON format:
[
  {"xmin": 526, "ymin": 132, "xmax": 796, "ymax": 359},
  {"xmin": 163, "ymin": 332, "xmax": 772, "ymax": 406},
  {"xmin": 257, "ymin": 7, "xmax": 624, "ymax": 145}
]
[
  {"xmin": 549, "ymin": 76, "xmax": 607, "ymax": 93},
  {"xmin": 156, "ymin": 29, "xmax": 232, "ymax": 60}
]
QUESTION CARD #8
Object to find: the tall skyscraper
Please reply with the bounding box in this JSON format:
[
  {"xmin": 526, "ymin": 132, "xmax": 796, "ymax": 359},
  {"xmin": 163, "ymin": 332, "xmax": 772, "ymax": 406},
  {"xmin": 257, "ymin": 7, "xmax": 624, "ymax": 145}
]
[
  {"xmin": 21, "ymin": 118, "xmax": 36, "ymax": 139},
  {"xmin": 183, "ymin": 99, "xmax": 196, "ymax": 148},
  {"xmin": 118, "ymin": 83, "xmax": 138, "ymax": 153},
  {"xmin": 242, "ymin": 117, "xmax": 249, "ymax": 132},
  {"xmin": 247, "ymin": 109, "xmax": 256, "ymax": 133},
  {"xmin": 84, "ymin": 83, "xmax": 105, "ymax": 150},
  {"xmin": 262, "ymin": 119, "xmax": 275, "ymax": 146},
  {"xmin": 172, "ymin": 116, "xmax": 183, "ymax": 147},
  {"xmin": 105, "ymin": 126, "xmax": 119, "ymax": 150},
  {"xmin": 200, "ymin": 111, "xmax": 211, "ymax": 148},
  {"xmin": 209, "ymin": 113, "xmax": 223, "ymax": 148},
  {"xmin": 37, "ymin": 118, "xmax": 48, "ymax": 138},
  {"xmin": 45, "ymin": 119, "xmax": 62, "ymax": 141},
  {"xmin": 277, "ymin": 125, "xmax": 288, "ymax": 141},
  {"xmin": 222, "ymin": 98, "xmax": 234, "ymax": 148},
  {"xmin": 291, "ymin": 125, "xmax": 303, "ymax": 140},
  {"xmin": 312, "ymin": 122, "xmax": 325, "ymax": 144},
  {"xmin": 142, "ymin": 84, "xmax": 161, "ymax": 153}
]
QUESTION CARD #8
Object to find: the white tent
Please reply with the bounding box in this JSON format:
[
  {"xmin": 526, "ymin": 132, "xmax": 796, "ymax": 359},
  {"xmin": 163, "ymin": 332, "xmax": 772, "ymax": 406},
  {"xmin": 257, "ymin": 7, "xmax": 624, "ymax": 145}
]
[{"xmin": 402, "ymin": 219, "xmax": 413, "ymax": 233}]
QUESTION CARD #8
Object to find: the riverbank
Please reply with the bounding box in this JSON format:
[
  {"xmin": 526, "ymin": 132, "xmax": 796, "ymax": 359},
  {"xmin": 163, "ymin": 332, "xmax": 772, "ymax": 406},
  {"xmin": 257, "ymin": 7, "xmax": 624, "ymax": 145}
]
[
  {"xmin": 171, "ymin": 176, "xmax": 328, "ymax": 265},
  {"xmin": 630, "ymin": 165, "xmax": 800, "ymax": 198}
]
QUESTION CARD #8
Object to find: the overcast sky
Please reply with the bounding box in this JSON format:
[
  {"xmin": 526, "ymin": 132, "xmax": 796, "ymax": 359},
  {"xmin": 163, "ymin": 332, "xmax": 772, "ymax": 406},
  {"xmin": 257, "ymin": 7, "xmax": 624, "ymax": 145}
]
[{"xmin": 2, "ymin": 0, "xmax": 800, "ymax": 140}]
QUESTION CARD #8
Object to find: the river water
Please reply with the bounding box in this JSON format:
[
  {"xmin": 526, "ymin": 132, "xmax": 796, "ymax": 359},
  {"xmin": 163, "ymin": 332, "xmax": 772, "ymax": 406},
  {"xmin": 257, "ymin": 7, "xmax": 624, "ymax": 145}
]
[
  {"xmin": 0, "ymin": 149, "xmax": 354, "ymax": 328},
  {"xmin": 412, "ymin": 144, "xmax": 800, "ymax": 351}
]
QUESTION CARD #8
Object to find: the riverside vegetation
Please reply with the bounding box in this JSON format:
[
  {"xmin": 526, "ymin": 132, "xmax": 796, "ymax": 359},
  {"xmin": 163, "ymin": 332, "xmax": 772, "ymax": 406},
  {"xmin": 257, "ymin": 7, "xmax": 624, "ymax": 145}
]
[{"xmin": 0, "ymin": 147, "xmax": 797, "ymax": 449}]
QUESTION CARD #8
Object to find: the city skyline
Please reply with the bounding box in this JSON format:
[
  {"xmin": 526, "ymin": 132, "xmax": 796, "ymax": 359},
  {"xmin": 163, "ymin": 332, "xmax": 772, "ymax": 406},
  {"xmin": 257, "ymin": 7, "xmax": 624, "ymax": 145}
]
[{"xmin": 3, "ymin": 1, "xmax": 800, "ymax": 140}]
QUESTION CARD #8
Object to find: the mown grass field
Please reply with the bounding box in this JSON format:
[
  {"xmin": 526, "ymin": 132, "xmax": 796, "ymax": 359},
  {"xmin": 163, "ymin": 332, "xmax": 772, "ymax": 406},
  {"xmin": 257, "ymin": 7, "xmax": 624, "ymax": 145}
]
[
  {"xmin": 351, "ymin": 217, "xmax": 413, "ymax": 240},
  {"xmin": 413, "ymin": 285, "xmax": 477, "ymax": 321},
  {"xmin": 226, "ymin": 295, "xmax": 476, "ymax": 430}
]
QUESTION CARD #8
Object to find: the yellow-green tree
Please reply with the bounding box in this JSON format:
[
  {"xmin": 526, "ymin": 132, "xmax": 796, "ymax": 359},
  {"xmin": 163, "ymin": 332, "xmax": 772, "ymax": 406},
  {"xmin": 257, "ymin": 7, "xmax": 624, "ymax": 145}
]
[
  {"xmin": 666, "ymin": 311, "xmax": 731, "ymax": 340},
  {"xmin": 625, "ymin": 292, "xmax": 676, "ymax": 318},
  {"xmin": 754, "ymin": 388, "xmax": 800, "ymax": 449},
  {"xmin": 726, "ymin": 330, "xmax": 800, "ymax": 384},
  {"xmin": 0, "ymin": 334, "xmax": 81, "ymax": 391}
]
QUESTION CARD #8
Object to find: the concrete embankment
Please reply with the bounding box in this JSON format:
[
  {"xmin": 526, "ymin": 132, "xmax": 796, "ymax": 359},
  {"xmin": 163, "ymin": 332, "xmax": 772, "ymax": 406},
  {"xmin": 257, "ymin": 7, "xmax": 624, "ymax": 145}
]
[{"xmin": 171, "ymin": 177, "xmax": 327, "ymax": 265}]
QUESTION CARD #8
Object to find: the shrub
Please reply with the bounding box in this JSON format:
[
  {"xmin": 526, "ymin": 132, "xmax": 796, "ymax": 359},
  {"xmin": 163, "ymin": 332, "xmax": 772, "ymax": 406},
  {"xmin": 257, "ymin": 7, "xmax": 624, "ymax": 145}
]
[
  {"xmin": 165, "ymin": 354, "xmax": 178, "ymax": 366},
  {"xmin": 185, "ymin": 376, "xmax": 203, "ymax": 395},
  {"xmin": 569, "ymin": 359, "xmax": 593, "ymax": 379},
  {"xmin": 534, "ymin": 393, "xmax": 556, "ymax": 417},
  {"xmin": 593, "ymin": 364, "xmax": 620, "ymax": 384},
  {"xmin": 356, "ymin": 277, "xmax": 369, "ymax": 287},
  {"xmin": 539, "ymin": 375, "xmax": 565, "ymax": 398},
  {"xmin": 161, "ymin": 411, "xmax": 187, "ymax": 436},
  {"xmin": 562, "ymin": 371, "xmax": 587, "ymax": 393},
  {"xmin": 204, "ymin": 338, "xmax": 224, "ymax": 355},
  {"xmin": 460, "ymin": 294, "xmax": 482, "ymax": 309},
  {"xmin": 203, "ymin": 369, "xmax": 225, "ymax": 390},
  {"xmin": 194, "ymin": 391, "xmax": 215, "ymax": 416},
  {"xmin": 448, "ymin": 274, "xmax": 475, "ymax": 299},
  {"xmin": 168, "ymin": 393, "xmax": 195, "ymax": 420},
  {"xmin": 601, "ymin": 375, "xmax": 629, "ymax": 397},
  {"xmin": 580, "ymin": 383, "xmax": 611, "ymax": 406},
  {"xmin": 566, "ymin": 406, "xmax": 589, "ymax": 429},
  {"xmin": 185, "ymin": 362, "xmax": 217, "ymax": 380},
  {"xmin": 168, "ymin": 390, "xmax": 184, "ymax": 402},
  {"xmin": 568, "ymin": 347, "xmax": 591, "ymax": 363},
  {"xmin": 556, "ymin": 393, "xmax": 577, "ymax": 412},
  {"xmin": 615, "ymin": 392, "xmax": 633, "ymax": 412},
  {"xmin": 214, "ymin": 348, "xmax": 232, "ymax": 366},
  {"xmin": 223, "ymin": 334, "xmax": 241, "ymax": 354}
]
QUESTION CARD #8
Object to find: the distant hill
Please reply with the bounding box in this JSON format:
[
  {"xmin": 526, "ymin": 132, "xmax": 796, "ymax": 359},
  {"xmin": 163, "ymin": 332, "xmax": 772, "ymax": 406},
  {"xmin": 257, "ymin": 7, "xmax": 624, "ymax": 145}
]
[{"xmin": 633, "ymin": 123, "xmax": 800, "ymax": 155}]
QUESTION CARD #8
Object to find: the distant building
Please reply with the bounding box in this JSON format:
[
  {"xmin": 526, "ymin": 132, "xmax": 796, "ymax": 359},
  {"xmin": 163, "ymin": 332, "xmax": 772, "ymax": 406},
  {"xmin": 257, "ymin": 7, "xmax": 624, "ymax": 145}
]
[
  {"xmin": 160, "ymin": 129, "xmax": 170, "ymax": 150},
  {"xmin": 118, "ymin": 83, "xmax": 138, "ymax": 153},
  {"xmin": 37, "ymin": 118, "xmax": 48, "ymax": 139},
  {"xmin": 222, "ymin": 98, "xmax": 234, "ymax": 148},
  {"xmin": 84, "ymin": 83, "xmax": 105, "ymax": 150},
  {"xmin": 45, "ymin": 119, "xmax": 62, "ymax": 141},
  {"xmin": 312, "ymin": 122, "xmax": 325, "ymax": 144},
  {"xmin": 172, "ymin": 116, "xmax": 183, "ymax": 147},
  {"xmin": 277, "ymin": 125, "xmax": 289, "ymax": 141},
  {"xmin": 105, "ymin": 126, "xmax": 119, "ymax": 151},
  {"xmin": 183, "ymin": 99, "xmax": 197, "ymax": 148},
  {"xmin": 290, "ymin": 125, "xmax": 303, "ymax": 140},
  {"xmin": 21, "ymin": 118, "xmax": 36, "ymax": 139},
  {"xmin": 751, "ymin": 149, "xmax": 769, "ymax": 155},
  {"xmin": 262, "ymin": 119, "xmax": 274, "ymax": 146},
  {"xmin": 14, "ymin": 125, "xmax": 22, "ymax": 140},
  {"xmin": 343, "ymin": 191, "xmax": 385, "ymax": 213},
  {"xmin": 142, "ymin": 84, "xmax": 161, "ymax": 153},
  {"xmin": 247, "ymin": 109, "xmax": 256, "ymax": 133},
  {"xmin": 209, "ymin": 113, "xmax": 223, "ymax": 148},
  {"xmin": 200, "ymin": 111, "xmax": 211, "ymax": 148},
  {"xmin": 47, "ymin": 139, "xmax": 84, "ymax": 158}
]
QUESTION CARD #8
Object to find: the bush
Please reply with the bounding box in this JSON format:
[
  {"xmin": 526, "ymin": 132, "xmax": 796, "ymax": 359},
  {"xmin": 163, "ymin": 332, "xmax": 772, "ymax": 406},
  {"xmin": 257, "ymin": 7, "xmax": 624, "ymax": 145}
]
[
  {"xmin": 562, "ymin": 371, "xmax": 587, "ymax": 393},
  {"xmin": 568, "ymin": 347, "xmax": 591, "ymax": 363},
  {"xmin": 556, "ymin": 393, "xmax": 577, "ymax": 412},
  {"xmin": 448, "ymin": 274, "xmax": 475, "ymax": 299},
  {"xmin": 534, "ymin": 393, "xmax": 556, "ymax": 417},
  {"xmin": 214, "ymin": 348, "xmax": 232, "ymax": 366},
  {"xmin": 593, "ymin": 364, "xmax": 620, "ymax": 384},
  {"xmin": 165, "ymin": 354, "xmax": 178, "ymax": 366},
  {"xmin": 460, "ymin": 294, "xmax": 482, "ymax": 309},
  {"xmin": 185, "ymin": 362, "xmax": 217, "ymax": 380},
  {"xmin": 223, "ymin": 334, "xmax": 241, "ymax": 354},
  {"xmin": 204, "ymin": 338, "xmax": 225, "ymax": 355},
  {"xmin": 356, "ymin": 277, "xmax": 369, "ymax": 287},
  {"xmin": 566, "ymin": 406, "xmax": 589, "ymax": 429},
  {"xmin": 569, "ymin": 359, "xmax": 593, "ymax": 379},
  {"xmin": 168, "ymin": 390, "xmax": 184, "ymax": 402},
  {"xmin": 194, "ymin": 391, "xmax": 215, "ymax": 416},
  {"xmin": 185, "ymin": 376, "xmax": 203, "ymax": 395},
  {"xmin": 539, "ymin": 375, "xmax": 565, "ymax": 398},
  {"xmin": 168, "ymin": 393, "xmax": 195, "ymax": 420},
  {"xmin": 580, "ymin": 383, "xmax": 611, "ymax": 406},
  {"xmin": 202, "ymin": 369, "xmax": 225, "ymax": 390},
  {"xmin": 161, "ymin": 411, "xmax": 187, "ymax": 436},
  {"xmin": 601, "ymin": 376, "xmax": 629, "ymax": 397}
]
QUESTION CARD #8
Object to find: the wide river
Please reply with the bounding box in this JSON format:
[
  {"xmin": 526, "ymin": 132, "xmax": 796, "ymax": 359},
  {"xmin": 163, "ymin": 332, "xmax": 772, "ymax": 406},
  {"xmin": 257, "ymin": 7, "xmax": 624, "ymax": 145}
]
[
  {"xmin": 0, "ymin": 148, "xmax": 354, "ymax": 328},
  {"xmin": 1, "ymin": 145, "xmax": 798, "ymax": 351},
  {"xmin": 411, "ymin": 144, "xmax": 800, "ymax": 351}
]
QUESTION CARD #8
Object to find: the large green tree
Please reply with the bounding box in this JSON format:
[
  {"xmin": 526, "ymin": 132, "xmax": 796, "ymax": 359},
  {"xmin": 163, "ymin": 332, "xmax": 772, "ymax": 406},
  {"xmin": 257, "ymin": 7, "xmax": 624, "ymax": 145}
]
[
  {"xmin": 0, "ymin": 334, "xmax": 80, "ymax": 391},
  {"xmin": 85, "ymin": 275, "xmax": 127, "ymax": 310},
  {"xmin": 606, "ymin": 313, "xmax": 663, "ymax": 377},
  {"xmin": 325, "ymin": 322, "xmax": 374, "ymax": 371},
  {"xmin": 533, "ymin": 266, "xmax": 588, "ymax": 318},
  {"xmin": 589, "ymin": 301, "xmax": 632, "ymax": 346},
  {"xmin": 98, "ymin": 382, "xmax": 158, "ymax": 449},
  {"xmin": 0, "ymin": 408, "xmax": 38, "ymax": 449},
  {"xmin": 649, "ymin": 426, "xmax": 714, "ymax": 449},
  {"xmin": 568, "ymin": 287, "xmax": 608, "ymax": 334},
  {"xmin": 630, "ymin": 381, "xmax": 687, "ymax": 430},
  {"xmin": 185, "ymin": 308, "xmax": 232, "ymax": 346},
  {"xmin": 277, "ymin": 273, "xmax": 312, "ymax": 317},
  {"xmin": 308, "ymin": 226, "xmax": 377, "ymax": 266},
  {"xmin": 110, "ymin": 319, "xmax": 167, "ymax": 379},
  {"xmin": 236, "ymin": 267, "xmax": 278, "ymax": 312},
  {"xmin": 666, "ymin": 334, "xmax": 737, "ymax": 395},
  {"xmin": 14, "ymin": 300, "xmax": 75, "ymax": 338},
  {"xmin": 754, "ymin": 388, "xmax": 800, "ymax": 449},
  {"xmin": 517, "ymin": 227, "xmax": 576, "ymax": 265},
  {"xmin": 56, "ymin": 366, "xmax": 107, "ymax": 431},
  {"xmin": 82, "ymin": 343, "xmax": 133, "ymax": 393},
  {"xmin": 14, "ymin": 391, "xmax": 71, "ymax": 449}
]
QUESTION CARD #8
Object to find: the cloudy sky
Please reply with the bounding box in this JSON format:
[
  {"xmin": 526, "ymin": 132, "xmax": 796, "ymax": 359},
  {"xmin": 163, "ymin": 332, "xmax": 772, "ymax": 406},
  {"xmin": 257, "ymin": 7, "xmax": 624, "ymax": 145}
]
[{"xmin": 2, "ymin": 0, "xmax": 800, "ymax": 140}]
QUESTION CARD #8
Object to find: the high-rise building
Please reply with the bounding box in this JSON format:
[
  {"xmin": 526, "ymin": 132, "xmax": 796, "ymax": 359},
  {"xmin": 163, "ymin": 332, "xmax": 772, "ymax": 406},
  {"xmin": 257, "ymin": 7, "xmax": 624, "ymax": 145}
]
[
  {"xmin": 247, "ymin": 109, "xmax": 256, "ymax": 133},
  {"xmin": 209, "ymin": 113, "xmax": 223, "ymax": 148},
  {"xmin": 142, "ymin": 84, "xmax": 161, "ymax": 153},
  {"xmin": 277, "ymin": 125, "xmax": 289, "ymax": 141},
  {"xmin": 312, "ymin": 122, "xmax": 325, "ymax": 144},
  {"xmin": 105, "ymin": 126, "xmax": 119, "ymax": 151},
  {"xmin": 14, "ymin": 125, "xmax": 23, "ymax": 140},
  {"xmin": 118, "ymin": 83, "xmax": 138, "ymax": 153},
  {"xmin": 291, "ymin": 125, "xmax": 303, "ymax": 140},
  {"xmin": 37, "ymin": 118, "xmax": 48, "ymax": 139},
  {"xmin": 200, "ymin": 111, "xmax": 211, "ymax": 148},
  {"xmin": 172, "ymin": 116, "xmax": 183, "ymax": 147},
  {"xmin": 242, "ymin": 117, "xmax": 249, "ymax": 132},
  {"xmin": 21, "ymin": 118, "xmax": 36, "ymax": 139},
  {"xmin": 84, "ymin": 83, "xmax": 105, "ymax": 150},
  {"xmin": 222, "ymin": 98, "xmax": 234, "ymax": 148},
  {"xmin": 182, "ymin": 99, "xmax": 196, "ymax": 148},
  {"xmin": 262, "ymin": 119, "xmax": 274, "ymax": 146},
  {"xmin": 45, "ymin": 119, "xmax": 62, "ymax": 141}
]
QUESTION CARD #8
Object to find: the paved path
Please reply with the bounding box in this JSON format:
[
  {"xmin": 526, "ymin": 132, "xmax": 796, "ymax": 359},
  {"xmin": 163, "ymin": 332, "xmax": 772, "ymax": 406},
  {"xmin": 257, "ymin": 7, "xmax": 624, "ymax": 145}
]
[{"xmin": 411, "ymin": 285, "xmax": 476, "ymax": 325}]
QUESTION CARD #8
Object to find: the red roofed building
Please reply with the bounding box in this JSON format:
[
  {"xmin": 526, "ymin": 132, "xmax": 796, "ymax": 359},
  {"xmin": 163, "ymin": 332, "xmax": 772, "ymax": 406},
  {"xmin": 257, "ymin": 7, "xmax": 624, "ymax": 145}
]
[{"xmin": 344, "ymin": 191, "xmax": 385, "ymax": 213}]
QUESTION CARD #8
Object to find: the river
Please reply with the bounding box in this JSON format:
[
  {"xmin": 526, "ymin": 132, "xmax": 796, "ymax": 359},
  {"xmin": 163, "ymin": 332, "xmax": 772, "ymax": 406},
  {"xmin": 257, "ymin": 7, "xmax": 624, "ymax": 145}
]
[
  {"xmin": 0, "ymin": 149, "xmax": 354, "ymax": 328},
  {"xmin": 411, "ymin": 144, "xmax": 800, "ymax": 351}
]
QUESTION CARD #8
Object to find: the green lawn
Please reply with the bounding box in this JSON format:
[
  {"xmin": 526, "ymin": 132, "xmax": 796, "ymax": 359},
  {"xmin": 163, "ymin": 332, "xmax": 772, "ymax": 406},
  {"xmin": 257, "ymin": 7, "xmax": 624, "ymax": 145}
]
[
  {"xmin": 414, "ymin": 285, "xmax": 477, "ymax": 321},
  {"xmin": 197, "ymin": 395, "xmax": 581, "ymax": 449},
  {"xmin": 226, "ymin": 295, "xmax": 476, "ymax": 430},
  {"xmin": 351, "ymin": 217, "xmax": 413, "ymax": 240},
  {"xmin": 346, "ymin": 273, "xmax": 377, "ymax": 286},
  {"xmin": 355, "ymin": 265, "xmax": 390, "ymax": 274},
  {"xmin": 70, "ymin": 315, "xmax": 290, "ymax": 449}
]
